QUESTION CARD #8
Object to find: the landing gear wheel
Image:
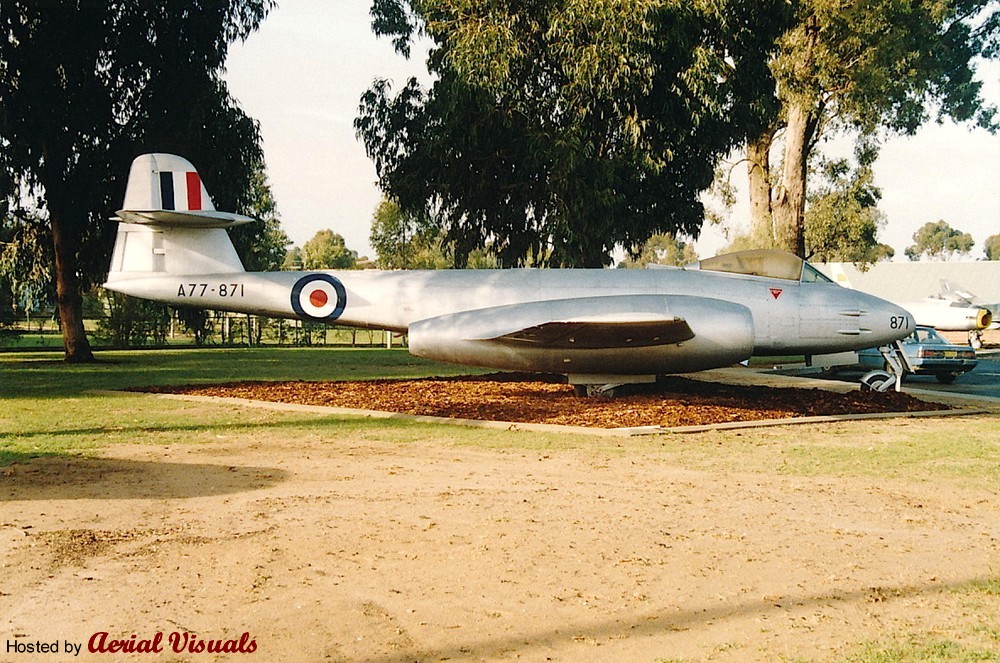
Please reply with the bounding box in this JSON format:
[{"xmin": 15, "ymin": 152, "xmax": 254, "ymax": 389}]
[
  {"xmin": 572, "ymin": 384, "xmax": 621, "ymax": 398},
  {"xmin": 860, "ymin": 370, "xmax": 894, "ymax": 392}
]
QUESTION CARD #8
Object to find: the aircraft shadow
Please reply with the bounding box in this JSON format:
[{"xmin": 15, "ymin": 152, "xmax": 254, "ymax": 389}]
[{"xmin": 1, "ymin": 454, "xmax": 287, "ymax": 501}]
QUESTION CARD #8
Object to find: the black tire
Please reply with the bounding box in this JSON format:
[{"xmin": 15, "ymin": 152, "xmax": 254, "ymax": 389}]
[
  {"xmin": 860, "ymin": 370, "xmax": 893, "ymax": 392},
  {"xmin": 935, "ymin": 373, "xmax": 957, "ymax": 384}
]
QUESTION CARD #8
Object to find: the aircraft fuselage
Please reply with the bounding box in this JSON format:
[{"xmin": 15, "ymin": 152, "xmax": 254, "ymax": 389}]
[{"xmin": 107, "ymin": 265, "xmax": 912, "ymax": 358}]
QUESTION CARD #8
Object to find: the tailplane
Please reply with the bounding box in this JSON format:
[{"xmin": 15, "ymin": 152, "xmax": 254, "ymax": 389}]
[{"xmin": 106, "ymin": 154, "xmax": 252, "ymax": 281}]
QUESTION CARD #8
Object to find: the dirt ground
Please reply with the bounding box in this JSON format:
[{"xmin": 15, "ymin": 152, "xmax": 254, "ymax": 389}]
[{"xmin": 2, "ymin": 380, "xmax": 997, "ymax": 662}]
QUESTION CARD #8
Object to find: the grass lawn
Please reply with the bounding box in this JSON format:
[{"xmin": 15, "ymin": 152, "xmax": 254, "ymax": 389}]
[
  {"xmin": 2, "ymin": 346, "xmax": 997, "ymax": 484},
  {"xmin": 0, "ymin": 347, "xmax": 520, "ymax": 465},
  {"xmin": 1, "ymin": 346, "xmax": 475, "ymax": 397}
]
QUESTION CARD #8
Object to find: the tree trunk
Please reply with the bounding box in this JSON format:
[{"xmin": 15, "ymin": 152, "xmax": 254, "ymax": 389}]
[
  {"xmin": 50, "ymin": 215, "xmax": 96, "ymax": 363},
  {"xmin": 771, "ymin": 102, "xmax": 816, "ymax": 257},
  {"xmin": 746, "ymin": 130, "xmax": 774, "ymax": 244}
]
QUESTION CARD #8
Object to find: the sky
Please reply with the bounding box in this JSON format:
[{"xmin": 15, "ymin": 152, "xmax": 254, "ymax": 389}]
[{"xmin": 223, "ymin": 2, "xmax": 1000, "ymax": 262}]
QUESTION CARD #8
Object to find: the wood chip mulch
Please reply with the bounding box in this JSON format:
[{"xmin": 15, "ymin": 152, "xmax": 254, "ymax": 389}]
[{"xmin": 143, "ymin": 373, "xmax": 948, "ymax": 429}]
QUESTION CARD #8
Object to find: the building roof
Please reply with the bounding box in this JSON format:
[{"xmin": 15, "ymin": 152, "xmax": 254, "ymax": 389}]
[{"xmin": 814, "ymin": 261, "xmax": 1000, "ymax": 304}]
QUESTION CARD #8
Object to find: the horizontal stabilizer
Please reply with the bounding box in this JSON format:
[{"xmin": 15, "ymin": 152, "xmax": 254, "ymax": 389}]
[
  {"xmin": 495, "ymin": 318, "xmax": 694, "ymax": 349},
  {"xmin": 115, "ymin": 209, "xmax": 253, "ymax": 229}
]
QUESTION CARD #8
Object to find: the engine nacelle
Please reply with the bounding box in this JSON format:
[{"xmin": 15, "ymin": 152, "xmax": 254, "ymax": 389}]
[
  {"xmin": 408, "ymin": 295, "xmax": 755, "ymax": 376},
  {"xmin": 904, "ymin": 300, "xmax": 992, "ymax": 331}
]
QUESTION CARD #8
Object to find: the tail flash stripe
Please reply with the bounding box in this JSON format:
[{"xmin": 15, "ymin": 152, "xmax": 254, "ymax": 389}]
[
  {"xmin": 186, "ymin": 172, "xmax": 202, "ymax": 210},
  {"xmin": 159, "ymin": 171, "xmax": 175, "ymax": 210}
]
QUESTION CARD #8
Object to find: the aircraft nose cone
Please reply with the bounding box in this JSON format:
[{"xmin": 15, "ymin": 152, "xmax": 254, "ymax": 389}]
[{"xmin": 861, "ymin": 294, "xmax": 914, "ymax": 344}]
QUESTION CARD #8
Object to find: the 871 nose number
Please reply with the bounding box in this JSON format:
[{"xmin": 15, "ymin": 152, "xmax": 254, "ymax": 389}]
[{"xmin": 889, "ymin": 315, "xmax": 909, "ymax": 330}]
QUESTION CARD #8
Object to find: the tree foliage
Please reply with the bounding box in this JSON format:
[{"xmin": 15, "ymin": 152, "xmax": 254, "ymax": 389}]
[
  {"xmin": 0, "ymin": 0, "xmax": 275, "ymax": 361},
  {"xmin": 301, "ymin": 230, "xmax": 359, "ymax": 270},
  {"xmin": 985, "ymin": 233, "xmax": 1000, "ymax": 260},
  {"xmin": 370, "ymin": 199, "xmax": 450, "ymax": 269},
  {"xmin": 230, "ymin": 163, "xmax": 290, "ymax": 272},
  {"xmin": 282, "ymin": 246, "xmax": 304, "ymax": 271},
  {"xmin": 0, "ymin": 211, "xmax": 53, "ymax": 315},
  {"xmin": 96, "ymin": 291, "xmax": 170, "ymax": 349},
  {"xmin": 618, "ymin": 234, "xmax": 697, "ymax": 268},
  {"xmin": 360, "ymin": 0, "xmax": 791, "ymax": 267},
  {"xmin": 904, "ymin": 220, "xmax": 975, "ymax": 261},
  {"xmin": 803, "ymin": 146, "xmax": 894, "ymax": 266},
  {"xmin": 369, "ymin": 198, "xmax": 498, "ymax": 269},
  {"xmin": 746, "ymin": 0, "xmax": 999, "ymax": 256}
]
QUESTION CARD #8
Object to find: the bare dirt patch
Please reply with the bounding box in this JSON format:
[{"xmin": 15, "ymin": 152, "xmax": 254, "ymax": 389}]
[
  {"xmin": 3, "ymin": 431, "xmax": 998, "ymax": 662},
  {"xmin": 148, "ymin": 373, "xmax": 946, "ymax": 428}
]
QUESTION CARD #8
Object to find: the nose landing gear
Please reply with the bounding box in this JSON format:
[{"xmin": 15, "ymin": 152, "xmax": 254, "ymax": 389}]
[{"xmin": 859, "ymin": 340, "xmax": 911, "ymax": 392}]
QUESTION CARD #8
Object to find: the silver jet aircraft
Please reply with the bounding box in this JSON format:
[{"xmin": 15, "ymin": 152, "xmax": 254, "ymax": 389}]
[{"xmin": 104, "ymin": 154, "xmax": 915, "ymax": 394}]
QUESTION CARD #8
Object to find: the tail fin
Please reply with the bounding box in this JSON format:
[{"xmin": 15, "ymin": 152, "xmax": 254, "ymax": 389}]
[{"xmin": 106, "ymin": 154, "xmax": 252, "ymax": 281}]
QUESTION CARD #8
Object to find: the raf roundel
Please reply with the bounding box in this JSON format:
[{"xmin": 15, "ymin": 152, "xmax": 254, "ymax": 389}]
[{"xmin": 290, "ymin": 274, "xmax": 347, "ymax": 322}]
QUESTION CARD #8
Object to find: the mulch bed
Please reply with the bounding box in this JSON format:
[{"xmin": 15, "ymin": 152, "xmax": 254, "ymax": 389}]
[{"xmin": 142, "ymin": 373, "xmax": 947, "ymax": 429}]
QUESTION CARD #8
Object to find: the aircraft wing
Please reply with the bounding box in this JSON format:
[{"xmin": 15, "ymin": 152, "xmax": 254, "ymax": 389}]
[{"xmin": 492, "ymin": 318, "xmax": 694, "ymax": 349}]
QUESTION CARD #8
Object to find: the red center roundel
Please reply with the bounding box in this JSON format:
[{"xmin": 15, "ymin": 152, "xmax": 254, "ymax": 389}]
[{"xmin": 309, "ymin": 289, "xmax": 329, "ymax": 308}]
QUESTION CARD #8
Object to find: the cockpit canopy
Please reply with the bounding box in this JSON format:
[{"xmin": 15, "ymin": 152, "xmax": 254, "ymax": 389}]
[{"xmin": 691, "ymin": 250, "xmax": 833, "ymax": 284}]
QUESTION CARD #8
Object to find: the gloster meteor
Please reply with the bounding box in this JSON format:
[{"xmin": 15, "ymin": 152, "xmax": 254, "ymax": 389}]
[{"xmin": 105, "ymin": 154, "xmax": 914, "ymax": 394}]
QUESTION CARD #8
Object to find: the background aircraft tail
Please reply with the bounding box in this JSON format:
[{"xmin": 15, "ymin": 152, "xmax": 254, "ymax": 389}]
[{"xmin": 106, "ymin": 153, "xmax": 252, "ymax": 280}]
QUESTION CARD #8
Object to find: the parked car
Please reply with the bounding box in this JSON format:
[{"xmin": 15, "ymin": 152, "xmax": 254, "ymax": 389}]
[{"xmin": 857, "ymin": 325, "xmax": 977, "ymax": 383}]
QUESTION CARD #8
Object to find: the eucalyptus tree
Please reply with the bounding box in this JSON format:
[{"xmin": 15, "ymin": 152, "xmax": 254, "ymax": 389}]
[
  {"xmin": 618, "ymin": 234, "xmax": 698, "ymax": 268},
  {"xmin": 904, "ymin": 220, "xmax": 975, "ymax": 261},
  {"xmin": 986, "ymin": 234, "xmax": 1000, "ymax": 260},
  {"xmin": 370, "ymin": 199, "xmax": 450, "ymax": 269},
  {"xmin": 359, "ymin": 0, "xmax": 791, "ymax": 267},
  {"xmin": 803, "ymin": 145, "xmax": 894, "ymax": 265},
  {"xmin": 302, "ymin": 230, "xmax": 359, "ymax": 270},
  {"xmin": 369, "ymin": 198, "xmax": 499, "ymax": 269},
  {"xmin": 0, "ymin": 211, "xmax": 53, "ymax": 321},
  {"xmin": 747, "ymin": 0, "xmax": 999, "ymax": 256},
  {"xmin": 0, "ymin": 1, "xmax": 274, "ymax": 361}
]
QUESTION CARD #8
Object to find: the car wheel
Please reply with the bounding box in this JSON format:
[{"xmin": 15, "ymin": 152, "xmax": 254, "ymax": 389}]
[{"xmin": 935, "ymin": 373, "xmax": 957, "ymax": 384}]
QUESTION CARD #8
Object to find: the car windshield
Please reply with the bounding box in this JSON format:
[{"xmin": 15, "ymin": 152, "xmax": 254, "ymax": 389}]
[
  {"xmin": 695, "ymin": 250, "xmax": 834, "ymax": 284},
  {"xmin": 908, "ymin": 327, "xmax": 947, "ymax": 344}
]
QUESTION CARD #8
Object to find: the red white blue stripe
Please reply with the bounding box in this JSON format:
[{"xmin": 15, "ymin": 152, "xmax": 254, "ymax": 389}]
[{"xmin": 159, "ymin": 171, "xmax": 204, "ymax": 211}]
